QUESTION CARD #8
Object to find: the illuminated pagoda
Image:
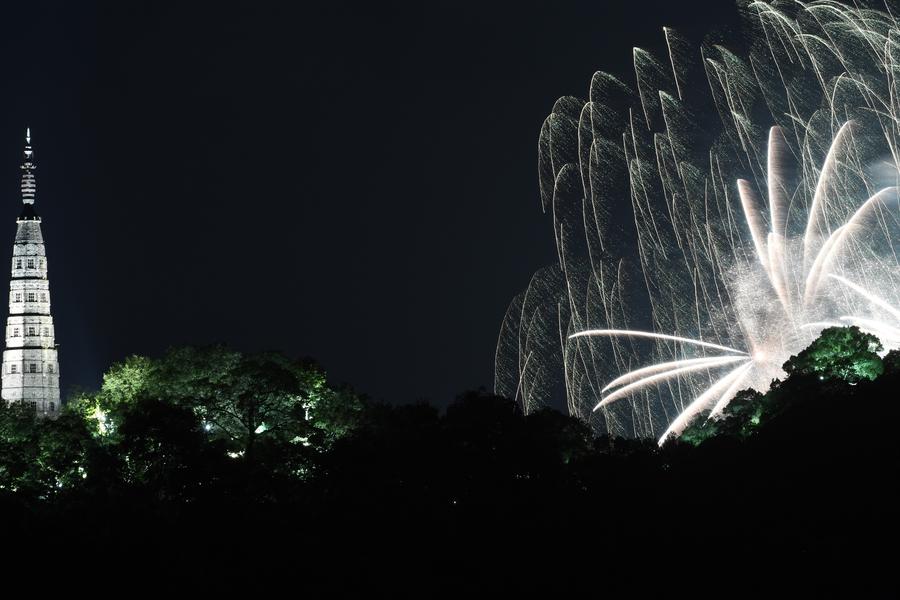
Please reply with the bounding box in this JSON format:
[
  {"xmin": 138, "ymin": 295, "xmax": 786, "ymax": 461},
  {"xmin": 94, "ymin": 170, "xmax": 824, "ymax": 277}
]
[{"xmin": 1, "ymin": 129, "xmax": 60, "ymax": 415}]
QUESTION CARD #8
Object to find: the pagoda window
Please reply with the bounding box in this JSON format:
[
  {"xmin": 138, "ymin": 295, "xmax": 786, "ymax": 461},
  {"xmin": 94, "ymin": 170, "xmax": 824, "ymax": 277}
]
[
  {"xmin": 29, "ymin": 364, "xmax": 37, "ymax": 373},
  {"xmin": 40, "ymin": 293, "xmax": 46, "ymax": 302},
  {"xmin": 15, "ymin": 259, "xmax": 21, "ymax": 269},
  {"xmin": 47, "ymin": 364, "xmax": 54, "ymax": 373},
  {"xmin": 39, "ymin": 259, "xmax": 44, "ymax": 269},
  {"xmin": 9, "ymin": 365, "xmax": 16, "ymax": 374},
  {"xmin": 49, "ymin": 402, "xmax": 55, "ymax": 412},
  {"xmin": 14, "ymin": 293, "xmax": 20, "ymax": 302},
  {"xmin": 27, "ymin": 292, "xmax": 35, "ymax": 302},
  {"xmin": 26, "ymin": 258, "xmax": 34, "ymax": 269},
  {"xmin": 12, "ymin": 328, "xmax": 19, "ymax": 337},
  {"xmin": 43, "ymin": 327, "xmax": 49, "ymax": 337},
  {"xmin": 28, "ymin": 327, "xmax": 35, "ymax": 336}
]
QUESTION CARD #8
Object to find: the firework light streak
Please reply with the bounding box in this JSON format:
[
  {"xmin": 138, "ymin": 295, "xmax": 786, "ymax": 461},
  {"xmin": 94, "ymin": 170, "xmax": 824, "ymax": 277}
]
[
  {"xmin": 596, "ymin": 355, "xmax": 748, "ymax": 410},
  {"xmin": 495, "ymin": 1, "xmax": 900, "ymax": 444},
  {"xmin": 568, "ymin": 329, "xmax": 748, "ymax": 354},
  {"xmin": 660, "ymin": 361, "xmax": 754, "ymax": 443},
  {"xmin": 601, "ymin": 355, "xmax": 750, "ymax": 391}
]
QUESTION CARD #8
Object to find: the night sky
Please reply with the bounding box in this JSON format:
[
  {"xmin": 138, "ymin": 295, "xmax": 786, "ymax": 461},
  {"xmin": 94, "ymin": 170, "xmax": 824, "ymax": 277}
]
[{"xmin": 0, "ymin": 1, "xmax": 742, "ymax": 406}]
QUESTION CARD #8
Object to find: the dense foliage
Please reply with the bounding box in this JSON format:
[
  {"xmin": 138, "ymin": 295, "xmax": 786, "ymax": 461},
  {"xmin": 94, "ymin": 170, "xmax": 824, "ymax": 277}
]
[
  {"xmin": 0, "ymin": 331, "xmax": 896, "ymax": 594},
  {"xmin": 70, "ymin": 346, "xmax": 362, "ymax": 476},
  {"xmin": 783, "ymin": 326, "xmax": 884, "ymax": 382}
]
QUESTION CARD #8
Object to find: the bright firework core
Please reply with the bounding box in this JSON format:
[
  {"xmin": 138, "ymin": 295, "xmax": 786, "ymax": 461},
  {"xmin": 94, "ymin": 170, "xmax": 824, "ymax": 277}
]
[{"xmin": 495, "ymin": 1, "xmax": 900, "ymax": 444}]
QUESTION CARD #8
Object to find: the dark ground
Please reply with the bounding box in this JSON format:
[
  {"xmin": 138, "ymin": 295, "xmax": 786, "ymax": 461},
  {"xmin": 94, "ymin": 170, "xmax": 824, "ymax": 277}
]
[{"xmin": 2, "ymin": 372, "xmax": 897, "ymax": 596}]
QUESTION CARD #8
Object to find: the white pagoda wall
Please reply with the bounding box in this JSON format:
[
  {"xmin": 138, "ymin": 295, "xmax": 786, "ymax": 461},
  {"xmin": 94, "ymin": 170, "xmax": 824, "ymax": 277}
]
[{"xmin": 1, "ymin": 218, "xmax": 60, "ymax": 416}]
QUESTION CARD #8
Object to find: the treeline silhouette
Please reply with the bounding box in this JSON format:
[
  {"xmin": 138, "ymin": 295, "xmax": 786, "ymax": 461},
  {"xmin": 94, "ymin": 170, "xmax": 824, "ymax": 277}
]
[{"xmin": 0, "ymin": 330, "xmax": 896, "ymax": 594}]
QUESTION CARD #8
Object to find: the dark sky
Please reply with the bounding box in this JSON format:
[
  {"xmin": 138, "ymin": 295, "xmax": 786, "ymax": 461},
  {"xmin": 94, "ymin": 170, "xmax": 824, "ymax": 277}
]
[{"xmin": 0, "ymin": 1, "xmax": 742, "ymax": 405}]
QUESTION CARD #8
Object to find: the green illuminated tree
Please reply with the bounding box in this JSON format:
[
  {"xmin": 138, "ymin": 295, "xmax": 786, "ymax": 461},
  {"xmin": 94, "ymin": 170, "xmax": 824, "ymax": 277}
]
[
  {"xmin": 0, "ymin": 401, "xmax": 42, "ymax": 494},
  {"xmin": 679, "ymin": 388, "xmax": 767, "ymax": 446},
  {"xmin": 680, "ymin": 328, "xmax": 887, "ymax": 446},
  {"xmin": 782, "ymin": 326, "xmax": 883, "ymax": 383},
  {"xmin": 0, "ymin": 401, "xmax": 98, "ymax": 499},
  {"xmin": 75, "ymin": 346, "xmax": 363, "ymax": 468}
]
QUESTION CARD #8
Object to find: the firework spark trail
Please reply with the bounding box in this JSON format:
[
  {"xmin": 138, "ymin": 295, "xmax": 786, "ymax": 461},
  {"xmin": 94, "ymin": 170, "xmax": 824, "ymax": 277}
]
[
  {"xmin": 708, "ymin": 362, "xmax": 756, "ymax": 419},
  {"xmin": 568, "ymin": 329, "xmax": 748, "ymax": 355},
  {"xmin": 838, "ymin": 316, "xmax": 900, "ymax": 341},
  {"xmin": 828, "ymin": 274, "xmax": 900, "ymax": 322},
  {"xmin": 659, "ymin": 362, "xmax": 755, "ymax": 444},
  {"xmin": 737, "ymin": 179, "xmax": 771, "ymax": 272},
  {"xmin": 595, "ymin": 355, "xmax": 748, "ymax": 409},
  {"xmin": 803, "ymin": 187, "xmax": 900, "ymax": 305},
  {"xmin": 601, "ymin": 355, "xmax": 752, "ymax": 391},
  {"xmin": 804, "ymin": 121, "xmax": 856, "ymax": 263},
  {"xmin": 496, "ymin": 1, "xmax": 900, "ymax": 443}
]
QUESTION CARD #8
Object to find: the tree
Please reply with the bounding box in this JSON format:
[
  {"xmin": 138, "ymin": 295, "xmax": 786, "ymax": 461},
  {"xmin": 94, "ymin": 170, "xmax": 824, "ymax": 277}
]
[
  {"xmin": 882, "ymin": 349, "xmax": 900, "ymax": 376},
  {"xmin": 523, "ymin": 408, "xmax": 593, "ymax": 465},
  {"xmin": 109, "ymin": 395, "xmax": 229, "ymax": 501},
  {"xmin": 0, "ymin": 401, "xmax": 43, "ymax": 496},
  {"xmin": 782, "ymin": 326, "xmax": 883, "ymax": 383},
  {"xmin": 75, "ymin": 346, "xmax": 363, "ymax": 472},
  {"xmin": 0, "ymin": 401, "xmax": 98, "ymax": 500}
]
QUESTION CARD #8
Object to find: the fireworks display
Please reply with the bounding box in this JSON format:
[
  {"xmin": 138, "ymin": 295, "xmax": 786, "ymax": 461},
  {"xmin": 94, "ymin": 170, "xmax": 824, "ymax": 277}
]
[{"xmin": 495, "ymin": 1, "xmax": 900, "ymax": 443}]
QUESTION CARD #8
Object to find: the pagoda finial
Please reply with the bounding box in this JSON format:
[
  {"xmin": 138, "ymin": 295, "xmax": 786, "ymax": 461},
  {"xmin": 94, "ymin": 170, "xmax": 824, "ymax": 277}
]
[{"xmin": 21, "ymin": 127, "xmax": 35, "ymax": 205}]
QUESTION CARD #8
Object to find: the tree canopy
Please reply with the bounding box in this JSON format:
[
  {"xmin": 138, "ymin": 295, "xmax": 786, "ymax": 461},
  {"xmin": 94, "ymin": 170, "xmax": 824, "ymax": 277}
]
[
  {"xmin": 782, "ymin": 325, "xmax": 883, "ymax": 383},
  {"xmin": 74, "ymin": 346, "xmax": 362, "ymax": 462},
  {"xmin": 681, "ymin": 326, "xmax": 887, "ymax": 446}
]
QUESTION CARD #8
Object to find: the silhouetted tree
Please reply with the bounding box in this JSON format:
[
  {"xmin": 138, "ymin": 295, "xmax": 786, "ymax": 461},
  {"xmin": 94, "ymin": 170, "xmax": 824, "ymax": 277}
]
[
  {"xmin": 109, "ymin": 395, "xmax": 230, "ymax": 502},
  {"xmin": 882, "ymin": 348, "xmax": 900, "ymax": 376}
]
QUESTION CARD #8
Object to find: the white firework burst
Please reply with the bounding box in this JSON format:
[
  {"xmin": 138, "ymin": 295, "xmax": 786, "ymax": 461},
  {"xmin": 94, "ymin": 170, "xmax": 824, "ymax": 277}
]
[{"xmin": 495, "ymin": 0, "xmax": 900, "ymax": 443}]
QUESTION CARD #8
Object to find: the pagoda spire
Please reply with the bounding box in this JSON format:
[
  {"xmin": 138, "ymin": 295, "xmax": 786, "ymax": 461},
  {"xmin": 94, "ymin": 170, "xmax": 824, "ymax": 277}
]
[{"xmin": 21, "ymin": 128, "xmax": 35, "ymax": 205}]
